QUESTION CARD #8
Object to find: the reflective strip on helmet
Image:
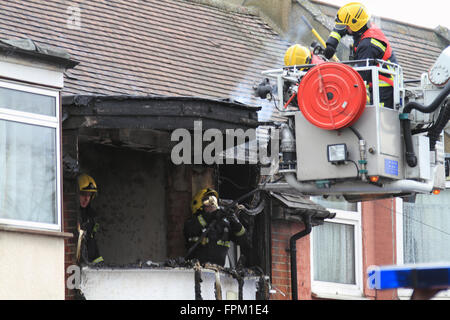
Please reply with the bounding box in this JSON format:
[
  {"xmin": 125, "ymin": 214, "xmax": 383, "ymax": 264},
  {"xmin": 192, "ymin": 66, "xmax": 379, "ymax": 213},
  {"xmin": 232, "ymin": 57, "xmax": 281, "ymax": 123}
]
[
  {"xmin": 81, "ymin": 183, "xmax": 97, "ymax": 192},
  {"xmin": 330, "ymin": 31, "xmax": 342, "ymax": 41},
  {"xmin": 234, "ymin": 226, "xmax": 246, "ymax": 237},
  {"xmin": 217, "ymin": 240, "xmax": 230, "ymax": 247},
  {"xmin": 344, "ymin": 13, "xmax": 350, "ymax": 24},
  {"xmin": 356, "ymin": 5, "xmax": 365, "ymax": 19},
  {"xmin": 197, "ymin": 215, "xmax": 207, "ymax": 228},
  {"xmin": 370, "ymin": 38, "xmax": 386, "ymax": 52}
]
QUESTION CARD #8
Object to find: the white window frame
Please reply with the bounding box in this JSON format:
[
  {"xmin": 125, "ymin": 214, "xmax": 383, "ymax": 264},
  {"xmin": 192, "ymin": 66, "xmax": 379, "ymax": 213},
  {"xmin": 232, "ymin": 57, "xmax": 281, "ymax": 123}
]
[
  {"xmin": 396, "ymin": 183, "xmax": 450, "ymax": 300},
  {"xmin": 310, "ymin": 203, "xmax": 364, "ymax": 299},
  {"xmin": 0, "ymin": 79, "xmax": 62, "ymax": 231}
]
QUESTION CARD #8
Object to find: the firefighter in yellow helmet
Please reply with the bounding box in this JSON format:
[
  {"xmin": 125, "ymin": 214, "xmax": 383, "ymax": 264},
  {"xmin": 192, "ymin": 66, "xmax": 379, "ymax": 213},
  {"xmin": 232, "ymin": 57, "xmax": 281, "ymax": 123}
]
[
  {"xmin": 323, "ymin": 2, "xmax": 399, "ymax": 108},
  {"xmin": 284, "ymin": 44, "xmax": 324, "ymax": 67},
  {"xmin": 183, "ymin": 188, "xmax": 250, "ymax": 267},
  {"xmin": 77, "ymin": 173, "xmax": 104, "ymax": 265}
]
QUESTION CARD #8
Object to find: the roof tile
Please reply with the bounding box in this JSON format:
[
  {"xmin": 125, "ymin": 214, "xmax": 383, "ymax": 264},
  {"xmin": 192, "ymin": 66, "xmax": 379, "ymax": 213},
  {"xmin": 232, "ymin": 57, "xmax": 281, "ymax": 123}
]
[{"xmin": 0, "ymin": 0, "xmax": 289, "ymax": 111}]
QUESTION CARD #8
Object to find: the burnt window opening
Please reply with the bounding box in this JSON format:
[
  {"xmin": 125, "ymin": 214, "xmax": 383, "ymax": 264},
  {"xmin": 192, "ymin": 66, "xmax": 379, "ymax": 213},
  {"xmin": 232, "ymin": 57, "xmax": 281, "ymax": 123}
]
[
  {"xmin": 216, "ymin": 164, "xmax": 266, "ymax": 270},
  {"xmin": 78, "ymin": 142, "xmax": 168, "ymax": 265}
]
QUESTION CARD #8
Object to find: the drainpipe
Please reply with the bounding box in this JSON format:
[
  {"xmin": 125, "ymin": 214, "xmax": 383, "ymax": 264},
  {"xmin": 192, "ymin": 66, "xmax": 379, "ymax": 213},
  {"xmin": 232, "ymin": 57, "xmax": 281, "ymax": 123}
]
[{"xmin": 289, "ymin": 214, "xmax": 312, "ymax": 300}]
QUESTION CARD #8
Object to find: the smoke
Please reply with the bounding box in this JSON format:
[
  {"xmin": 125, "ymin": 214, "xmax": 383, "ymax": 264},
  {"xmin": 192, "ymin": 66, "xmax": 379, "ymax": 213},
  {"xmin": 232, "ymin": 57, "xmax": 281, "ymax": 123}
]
[
  {"xmin": 371, "ymin": 15, "xmax": 383, "ymax": 29},
  {"xmin": 286, "ymin": 17, "xmax": 310, "ymax": 45},
  {"xmin": 229, "ymin": 39, "xmax": 285, "ymax": 123}
]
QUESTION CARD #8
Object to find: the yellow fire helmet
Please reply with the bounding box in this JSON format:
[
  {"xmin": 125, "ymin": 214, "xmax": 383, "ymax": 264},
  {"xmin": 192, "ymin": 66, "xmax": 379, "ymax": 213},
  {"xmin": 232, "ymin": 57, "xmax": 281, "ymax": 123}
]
[
  {"xmin": 78, "ymin": 173, "xmax": 98, "ymax": 198},
  {"xmin": 284, "ymin": 44, "xmax": 312, "ymax": 66},
  {"xmin": 335, "ymin": 2, "xmax": 371, "ymax": 32},
  {"xmin": 191, "ymin": 188, "xmax": 219, "ymax": 214}
]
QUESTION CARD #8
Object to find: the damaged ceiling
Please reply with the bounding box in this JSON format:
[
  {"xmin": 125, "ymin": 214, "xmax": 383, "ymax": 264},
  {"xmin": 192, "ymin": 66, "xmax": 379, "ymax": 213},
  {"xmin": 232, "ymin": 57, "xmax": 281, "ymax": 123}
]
[{"xmin": 62, "ymin": 94, "xmax": 261, "ymax": 157}]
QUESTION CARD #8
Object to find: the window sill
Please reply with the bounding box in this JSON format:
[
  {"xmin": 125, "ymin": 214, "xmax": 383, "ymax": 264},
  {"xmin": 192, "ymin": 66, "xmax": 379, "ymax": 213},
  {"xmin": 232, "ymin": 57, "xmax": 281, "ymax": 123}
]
[
  {"xmin": 312, "ymin": 291, "xmax": 369, "ymax": 300},
  {"xmin": 0, "ymin": 225, "xmax": 73, "ymax": 239}
]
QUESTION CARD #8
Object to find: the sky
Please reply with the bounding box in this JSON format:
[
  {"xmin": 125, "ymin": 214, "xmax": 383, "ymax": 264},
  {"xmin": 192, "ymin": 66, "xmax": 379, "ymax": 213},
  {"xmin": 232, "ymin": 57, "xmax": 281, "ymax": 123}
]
[{"xmin": 324, "ymin": 0, "xmax": 450, "ymax": 29}]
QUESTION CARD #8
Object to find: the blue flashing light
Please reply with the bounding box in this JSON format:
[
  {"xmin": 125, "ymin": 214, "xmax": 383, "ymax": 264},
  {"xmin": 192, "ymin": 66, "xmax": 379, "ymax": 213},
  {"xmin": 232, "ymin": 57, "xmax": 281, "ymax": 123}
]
[{"xmin": 367, "ymin": 263, "xmax": 450, "ymax": 290}]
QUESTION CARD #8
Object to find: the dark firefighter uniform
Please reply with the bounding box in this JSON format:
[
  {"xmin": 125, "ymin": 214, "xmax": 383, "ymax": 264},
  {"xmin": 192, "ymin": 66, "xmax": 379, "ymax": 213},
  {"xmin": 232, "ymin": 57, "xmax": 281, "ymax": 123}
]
[
  {"xmin": 183, "ymin": 188, "xmax": 250, "ymax": 267},
  {"xmin": 78, "ymin": 206, "xmax": 104, "ymax": 264},
  {"xmin": 324, "ymin": 2, "xmax": 398, "ymax": 108},
  {"xmin": 77, "ymin": 173, "xmax": 104, "ymax": 265}
]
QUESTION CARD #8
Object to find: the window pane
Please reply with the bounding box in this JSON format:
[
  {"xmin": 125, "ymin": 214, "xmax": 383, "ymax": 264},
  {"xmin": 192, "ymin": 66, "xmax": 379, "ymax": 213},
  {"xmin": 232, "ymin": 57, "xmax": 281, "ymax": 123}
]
[
  {"xmin": 0, "ymin": 87, "xmax": 56, "ymax": 116},
  {"xmin": 313, "ymin": 222, "xmax": 355, "ymax": 284},
  {"xmin": 0, "ymin": 119, "xmax": 57, "ymax": 224},
  {"xmin": 311, "ymin": 195, "xmax": 357, "ymax": 212},
  {"xmin": 403, "ymin": 190, "xmax": 450, "ymax": 263}
]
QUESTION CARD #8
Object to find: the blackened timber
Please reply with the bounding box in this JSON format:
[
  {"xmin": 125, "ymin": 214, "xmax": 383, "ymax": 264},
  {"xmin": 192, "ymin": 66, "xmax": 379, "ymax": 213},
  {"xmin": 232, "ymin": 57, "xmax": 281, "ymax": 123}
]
[
  {"xmin": 62, "ymin": 95, "xmax": 260, "ymax": 131},
  {"xmin": 63, "ymin": 116, "xmax": 257, "ymax": 131},
  {"xmin": 77, "ymin": 128, "xmax": 171, "ymax": 153}
]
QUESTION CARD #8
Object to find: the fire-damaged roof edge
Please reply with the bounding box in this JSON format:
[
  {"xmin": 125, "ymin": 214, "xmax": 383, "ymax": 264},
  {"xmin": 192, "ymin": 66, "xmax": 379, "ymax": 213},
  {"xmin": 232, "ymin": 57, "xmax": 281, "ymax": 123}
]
[
  {"xmin": 62, "ymin": 94, "xmax": 261, "ymax": 111},
  {"xmin": 62, "ymin": 94, "xmax": 262, "ymax": 131}
]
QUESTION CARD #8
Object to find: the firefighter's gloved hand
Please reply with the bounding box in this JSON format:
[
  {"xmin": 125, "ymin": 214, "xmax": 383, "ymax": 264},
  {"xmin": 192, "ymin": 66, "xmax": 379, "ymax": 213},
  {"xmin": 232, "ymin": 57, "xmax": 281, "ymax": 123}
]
[
  {"xmin": 228, "ymin": 213, "xmax": 243, "ymax": 230},
  {"xmin": 220, "ymin": 206, "xmax": 235, "ymax": 218},
  {"xmin": 228, "ymin": 213, "xmax": 240, "ymax": 224},
  {"xmin": 229, "ymin": 214, "xmax": 246, "ymax": 237},
  {"xmin": 324, "ymin": 45, "xmax": 336, "ymax": 60},
  {"xmin": 215, "ymin": 209, "xmax": 231, "ymax": 224}
]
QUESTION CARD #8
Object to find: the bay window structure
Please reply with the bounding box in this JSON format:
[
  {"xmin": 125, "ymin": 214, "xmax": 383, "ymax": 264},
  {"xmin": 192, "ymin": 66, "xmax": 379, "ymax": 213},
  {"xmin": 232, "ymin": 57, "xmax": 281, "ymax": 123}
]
[
  {"xmin": 0, "ymin": 81, "xmax": 61, "ymax": 230},
  {"xmin": 0, "ymin": 39, "xmax": 77, "ymax": 299}
]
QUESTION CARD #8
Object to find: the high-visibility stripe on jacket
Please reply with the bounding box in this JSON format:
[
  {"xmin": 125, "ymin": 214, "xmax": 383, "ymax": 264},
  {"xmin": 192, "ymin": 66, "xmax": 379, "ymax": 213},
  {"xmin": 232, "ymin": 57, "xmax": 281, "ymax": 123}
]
[
  {"xmin": 359, "ymin": 25, "xmax": 392, "ymax": 61},
  {"xmin": 355, "ymin": 24, "xmax": 395, "ymax": 87}
]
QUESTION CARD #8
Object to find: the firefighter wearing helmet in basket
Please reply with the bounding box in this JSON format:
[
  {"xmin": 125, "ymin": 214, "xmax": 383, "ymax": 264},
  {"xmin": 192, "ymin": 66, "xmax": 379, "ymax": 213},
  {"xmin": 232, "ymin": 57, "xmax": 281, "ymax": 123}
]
[
  {"xmin": 323, "ymin": 2, "xmax": 399, "ymax": 108},
  {"xmin": 183, "ymin": 188, "xmax": 250, "ymax": 267},
  {"xmin": 284, "ymin": 44, "xmax": 325, "ymax": 68}
]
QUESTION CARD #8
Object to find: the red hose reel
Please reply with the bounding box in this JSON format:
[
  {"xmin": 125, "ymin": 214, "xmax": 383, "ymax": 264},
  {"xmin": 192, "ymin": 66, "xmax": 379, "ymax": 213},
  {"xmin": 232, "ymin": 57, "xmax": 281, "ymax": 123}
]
[{"xmin": 297, "ymin": 62, "xmax": 366, "ymax": 130}]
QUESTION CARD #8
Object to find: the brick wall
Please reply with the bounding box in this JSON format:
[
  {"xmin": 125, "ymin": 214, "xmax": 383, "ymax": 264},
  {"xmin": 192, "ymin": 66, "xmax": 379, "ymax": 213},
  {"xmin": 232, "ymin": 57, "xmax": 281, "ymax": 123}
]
[
  {"xmin": 63, "ymin": 184, "xmax": 78, "ymax": 300},
  {"xmin": 270, "ymin": 219, "xmax": 311, "ymax": 300},
  {"xmin": 62, "ymin": 129, "xmax": 79, "ymax": 300},
  {"xmin": 166, "ymin": 164, "xmax": 215, "ymax": 259},
  {"xmin": 166, "ymin": 163, "xmax": 193, "ymax": 259},
  {"xmin": 362, "ymin": 198, "xmax": 397, "ymax": 300}
]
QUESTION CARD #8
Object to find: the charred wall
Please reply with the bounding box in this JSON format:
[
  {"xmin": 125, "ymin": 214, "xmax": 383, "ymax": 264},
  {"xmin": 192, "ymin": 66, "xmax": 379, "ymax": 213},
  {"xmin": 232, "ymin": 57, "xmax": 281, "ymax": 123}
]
[{"xmin": 79, "ymin": 143, "xmax": 167, "ymax": 265}]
